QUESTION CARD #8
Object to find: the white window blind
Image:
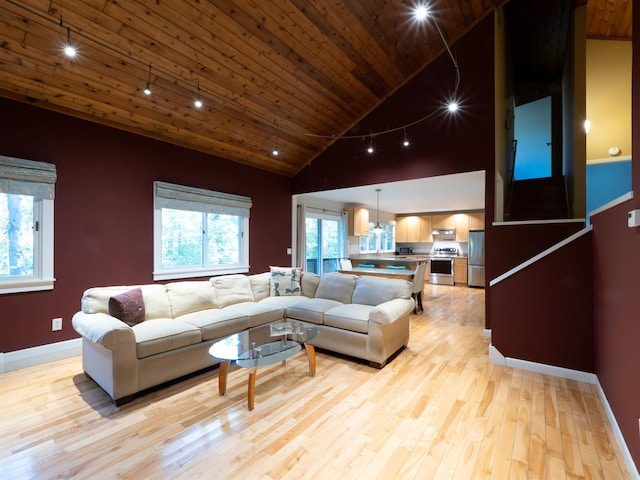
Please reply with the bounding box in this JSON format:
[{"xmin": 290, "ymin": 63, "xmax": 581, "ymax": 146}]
[
  {"xmin": 154, "ymin": 181, "xmax": 251, "ymax": 217},
  {"xmin": 0, "ymin": 155, "xmax": 57, "ymax": 199}
]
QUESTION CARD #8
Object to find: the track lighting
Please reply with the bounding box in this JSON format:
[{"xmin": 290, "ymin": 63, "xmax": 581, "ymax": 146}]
[
  {"xmin": 23, "ymin": 3, "xmax": 461, "ymax": 156},
  {"xmin": 63, "ymin": 26, "xmax": 76, "ymax": 58},
  {"xmin": 194, "ymin": 81, "xmax": 203, "ymax": 108},
  {"xmin": 143, "ymin": 64, "xmax": 152, "ymax": 95},
  {"xmin": 272, "ymin": 119, "xmax": 280, "ymax": 156},
  {"xmin": 414, "ymin": 5, "xmax": 429, "ymax": 21}
]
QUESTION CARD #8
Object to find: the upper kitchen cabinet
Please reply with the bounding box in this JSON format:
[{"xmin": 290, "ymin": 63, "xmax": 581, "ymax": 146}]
[
  {"xmin": 450, "ymin": 213, "xmax": 469, "ymax": 242},
  {"xmin": 431, "ymin": 213, "xmax": 469, "ymax": 242},
  {"xmin": 396, "ymin": 215, "xmax": 431, "ymax": 242},
  {"xmin": 430, "ymin": 214, "xmax": 448, "ymax": 230},
  {"xmin": 347, "ymin": 207, "xmax": 369, "ymax": 236},
  {"xmin": 468, "ymin": 212, "xmax": 485, "ymax": 230}
]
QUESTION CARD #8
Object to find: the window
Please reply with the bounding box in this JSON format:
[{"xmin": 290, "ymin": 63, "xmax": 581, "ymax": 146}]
[
  {"xmin": 304, "ymin": 211, "xmax": 345, "ymax": 274},
  {"xmin": 359, "ymin": 223, "xmax": 395, "ymax": 253},
  {"xmin": 153, "ymin": 181, "xmax": 251, "ymax": 280},
  {"xmin": 0, "ymin": 156, "xmax": 56, "ymax": 294}
]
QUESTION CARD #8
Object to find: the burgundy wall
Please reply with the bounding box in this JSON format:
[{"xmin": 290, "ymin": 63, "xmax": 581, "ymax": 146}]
[
  {"xmin": 590, "ymin": 0, "xmax": 640, "ymax": 466},
  {"xmin": 490, "ymin": 231, "xmax": 594, "ymax": 371},
  {"xmin": 592, "ymin": 201, "xmax": 640, "ymax": 465},
  {"xmin": 0, "ymin": 98, "xmax": 292, "ymax": 352},
  {"xmin": 293, "ymin": 15, "xmax": 496, "ymax": 196},
  {"xmin": 484, "ymin": 221, "xmax": 585, "ymax": 329}
]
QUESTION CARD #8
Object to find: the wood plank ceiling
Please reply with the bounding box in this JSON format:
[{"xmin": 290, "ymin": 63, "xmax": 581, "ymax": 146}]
[{"xmin": 0, "ymin": 0, "xmax": 633, "ymax": 177}]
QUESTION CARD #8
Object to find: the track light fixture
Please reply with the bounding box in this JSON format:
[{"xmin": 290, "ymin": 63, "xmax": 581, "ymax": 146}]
[
  {"xmin": 64, "ymin": 27, "xmax": 76, "ymax": 57},
  {"xmin": 59, "ymin": 16, "xmax": 76, "ymax": 58},
  {"xmin": 194, "ymin": 81, "xmax": 203, "ymax": 108},
  {"xmin": 272, "ymin": 118, "xmax": 280, "ymax": 156},
  {"xmin": 143, "ymin": 64, "xmax": 152, "ymax": 95},
  {"xmin": 367, "ymin": 136, "xmax": 374, "ymax": 154}
]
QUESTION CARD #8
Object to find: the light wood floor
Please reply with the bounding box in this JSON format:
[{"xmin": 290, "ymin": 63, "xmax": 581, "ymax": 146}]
[{"xmin": 0, "ymin": 285, "xmax": 632, "ymax": 479}]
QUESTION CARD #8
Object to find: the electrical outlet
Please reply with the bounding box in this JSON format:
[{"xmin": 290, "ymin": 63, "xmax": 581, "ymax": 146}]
[{"xmin": 52, "ymin": 317, "xmax": 62, "ymax": 331}]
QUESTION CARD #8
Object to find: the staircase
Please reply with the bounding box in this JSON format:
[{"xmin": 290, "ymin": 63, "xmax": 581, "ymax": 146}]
[{"xmin": 507, "ymin": 176, "xmax": 570, "ymax": 221}]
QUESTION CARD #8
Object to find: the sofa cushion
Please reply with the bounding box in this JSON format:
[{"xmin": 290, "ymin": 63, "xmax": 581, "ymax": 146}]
[
  {"xmin": 211, "ymin": 274, "xmax": 254, "ymax": 307},
  {"xmin": 323, "ymin": 304, "xmax": 375, "ymax": 334},
  {"xmin": 132, "ymin": 319, "xmax": 202, "ymax": 358},
  {"xmin": 223, "ymin": 302, "xmax": 284, "ymax": 327},
  {"xmin": 166, "ymin": 281, "xmax": 218, "ymax": 317},
  {"xmin": 286, "ymin": 297, "xmax": 343, "ymax": 324},
  {"xmin": 108, "ymin": 288, "xmax": 145, "ymax": 326},
  {"xmin": 352, "ymin": 276, "xmax": 412, "ymax": 306},
  {"xmin": 259, "ymin": 295, "xmax": 311, "ymax": 309},
  {"xmin": 177, "ymin": 309, "xmax": 248, "ymax": 341},
  {"xmin": 315, "ymin": 273, "xmax": 357, "ymax": 304},
  {"xmin": 301, "ymin": 272, "xmax": 321, "ymax": 297},
  {"xmin": 249, "ymin": 272, "xmax": 271, "ymax": 301},
  {"xmin": 82, "ymin": 284, "xmax": 171, "ymax": 320},
  {"xmin": 269, "ymin": 266, "xmax": 302, "ymax": 296}
]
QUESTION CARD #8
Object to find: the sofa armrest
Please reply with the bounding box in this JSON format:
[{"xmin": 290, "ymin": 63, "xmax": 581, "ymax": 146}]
[
  {"xmin": 369, "ymin": 298, "xmax": 415, "ymax": 325},
  {"xmin": 72, "ymin": 312, "xmax": 135, "ymax": 347}
]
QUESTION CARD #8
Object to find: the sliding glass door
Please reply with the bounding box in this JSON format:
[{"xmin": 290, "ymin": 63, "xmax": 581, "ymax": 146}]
[{"xmin": 305, "ymin": 212, "xmax": 344, "ymax": 274}]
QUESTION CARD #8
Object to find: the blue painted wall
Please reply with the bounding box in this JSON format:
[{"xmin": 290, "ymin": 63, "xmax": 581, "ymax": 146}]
[{"xmin": 586, "ymin": 160, "xmax": 632, "ymax": 217}]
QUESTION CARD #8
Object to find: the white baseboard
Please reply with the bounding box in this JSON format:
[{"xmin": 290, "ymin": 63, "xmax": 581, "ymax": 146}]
[
  {"xmin": 483, "ymin": 328, "xmax": 491, "ymax": 338},
  {"xmin": 0, "ymin": 338, "xmax": 82, "ymax": 374},
  {"xmin": 595, "ymin": 378, "xmax": 640, "ymax": 480},
  {"xmin": 489, "ymin": 344, "xmax": 640, "ymax": 479}
]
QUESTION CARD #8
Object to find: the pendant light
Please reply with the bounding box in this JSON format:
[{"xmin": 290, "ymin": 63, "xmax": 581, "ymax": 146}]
[{"xmin": 373, "ymin": 188, "xmax": 384, "ymax": 234}]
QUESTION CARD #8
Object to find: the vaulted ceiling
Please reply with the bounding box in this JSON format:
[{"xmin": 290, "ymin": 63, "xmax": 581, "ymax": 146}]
[{"xmin": 0, "ymin": 1, "xmax": 632, "ymax": 177}]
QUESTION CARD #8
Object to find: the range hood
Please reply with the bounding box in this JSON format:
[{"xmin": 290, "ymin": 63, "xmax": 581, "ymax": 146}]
[{"xmin": 431, "ymin": 228, "xmax": 456, "ymax": 240}]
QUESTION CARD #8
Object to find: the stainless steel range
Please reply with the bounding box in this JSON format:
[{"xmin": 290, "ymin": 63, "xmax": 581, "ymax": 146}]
[{"xmin": 429, "ymin": 246, "xmax": 458, "ymax": 286}]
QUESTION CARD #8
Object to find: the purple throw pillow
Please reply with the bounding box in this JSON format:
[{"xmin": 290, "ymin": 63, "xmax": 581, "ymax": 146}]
[{"xmin": 108, "ymin": 288, "xmax": 145, "ymax": 326}]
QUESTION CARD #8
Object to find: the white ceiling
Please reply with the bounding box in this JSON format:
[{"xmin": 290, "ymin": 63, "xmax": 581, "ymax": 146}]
[{"xmin": 297, "ymin": 170, "xmax": 486, "ymax": 215}]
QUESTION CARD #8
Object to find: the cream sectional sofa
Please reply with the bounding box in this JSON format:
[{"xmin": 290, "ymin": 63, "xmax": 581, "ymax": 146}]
[{"xmin": 72, "ymin": 271, "xmax": 415, "ymax": 405}]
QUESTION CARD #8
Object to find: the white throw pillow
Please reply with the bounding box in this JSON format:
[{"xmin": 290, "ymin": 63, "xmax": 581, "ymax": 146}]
[{"xmin": 270, "ymin": 266, "xmax": 302, "ymax": 296}]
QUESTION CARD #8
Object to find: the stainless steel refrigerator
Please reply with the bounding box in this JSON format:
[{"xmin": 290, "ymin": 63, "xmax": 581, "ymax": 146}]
[{"xmin": 467, "ymin": 230, "xmax": 485, "ymax": 288}]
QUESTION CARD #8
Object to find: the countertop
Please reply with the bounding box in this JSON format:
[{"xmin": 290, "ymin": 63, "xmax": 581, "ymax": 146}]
[{"xmin": 352, "ymin": 255, "xmax": 467, "ymax": 263}]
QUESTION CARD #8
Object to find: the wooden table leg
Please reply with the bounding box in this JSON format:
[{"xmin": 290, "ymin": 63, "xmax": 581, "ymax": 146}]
[
  {"xmin": 304, "ymin": 343, "xmax": 316, "ymax": 377},
  {"xmin": 247, "ymin": 367, "xmax": 257, "ymax": 411},
  {"xmin": 218, "ymin": 360, "xmax": 230, "ymax": 395}
]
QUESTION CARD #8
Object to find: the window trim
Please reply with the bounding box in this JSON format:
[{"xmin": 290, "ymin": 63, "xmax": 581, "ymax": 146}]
[
  {"xmin": 0, "ymin": 156, "xmax": 56, "ymax": 295},
  {"xmin": 153, "ymin": 181, "xmax": 251, "ymax": 281}
]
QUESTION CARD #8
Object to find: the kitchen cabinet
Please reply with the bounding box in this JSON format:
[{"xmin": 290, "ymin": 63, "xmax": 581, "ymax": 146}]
[
  {"xmin": 348, "ymin": 207, "xmax": 369, "ymax": 236},
  {"xmin": 395, "ymin": 215, "xmax": 431, "ymax": 242},
  {"xmin": 468, "ymin": 212, "xmax": 485, "ymax": 230},
  {"xmin": 397, "ymin": 211, "xmax": 485, "ymax": 243},
  {"xmin": 420, "ymin": 216, "xmax": 432, "ymax": 242},
  {"xmin": 430, "ymin": 214, "xmax": 448, "ymax": 230},
  {"xmin": 454, "ymin": 257, "xmax": 468, "ymax": 284},
  {"xmin": 431, "ymin": 213, "xmax": 468, "ymax": 242},
  {"xmin": 451, "ymin": 213, "xmax": 469, "ymax": 242}
]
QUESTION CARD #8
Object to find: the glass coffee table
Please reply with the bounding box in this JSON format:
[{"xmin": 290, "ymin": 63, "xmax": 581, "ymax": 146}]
[{"xmin": 208, "ymin": 320, "xmax": 320, "ymax": 410}]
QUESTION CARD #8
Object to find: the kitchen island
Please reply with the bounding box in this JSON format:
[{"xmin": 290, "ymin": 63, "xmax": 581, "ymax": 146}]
[
  {"xmin": 338, "ymin": 267, "xmax": 415, "ymax": 281},
  {"xmin": 350, "ymin": 256, "xmax": 429, "ymax": 269}
]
